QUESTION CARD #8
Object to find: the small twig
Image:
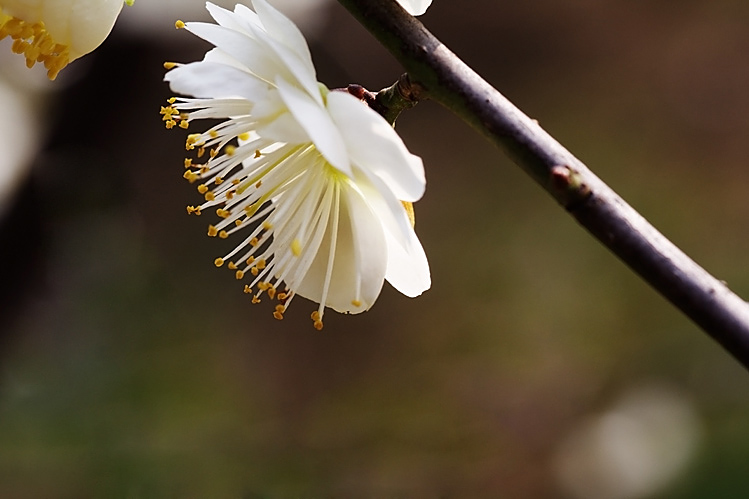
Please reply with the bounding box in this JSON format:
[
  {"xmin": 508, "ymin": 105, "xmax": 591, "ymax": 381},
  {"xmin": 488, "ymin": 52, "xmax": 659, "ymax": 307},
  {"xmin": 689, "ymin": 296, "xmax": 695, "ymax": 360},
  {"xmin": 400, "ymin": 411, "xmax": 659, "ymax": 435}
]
[
  {"xmin": 345, "ymin": 75, "xmax": 421, "ymax": 125},
  {"xmin": 338, "ymin": 0, "xmax": 749, "ymax": 369}
]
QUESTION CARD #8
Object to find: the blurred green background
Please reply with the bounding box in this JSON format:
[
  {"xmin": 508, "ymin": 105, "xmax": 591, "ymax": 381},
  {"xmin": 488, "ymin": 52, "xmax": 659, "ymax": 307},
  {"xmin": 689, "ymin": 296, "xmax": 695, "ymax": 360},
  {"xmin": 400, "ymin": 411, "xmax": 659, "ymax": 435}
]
[{"xmin": 1, "ymin": 0, "xmax": 749, "ymax": 496}]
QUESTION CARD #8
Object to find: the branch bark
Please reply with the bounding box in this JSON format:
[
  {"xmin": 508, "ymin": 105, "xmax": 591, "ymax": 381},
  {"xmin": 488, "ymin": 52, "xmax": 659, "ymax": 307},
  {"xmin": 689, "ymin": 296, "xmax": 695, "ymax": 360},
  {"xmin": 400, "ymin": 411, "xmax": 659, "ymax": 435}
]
[{"xmin": 338, "ymin": 0, "xmax": 749, "ymax": 369}]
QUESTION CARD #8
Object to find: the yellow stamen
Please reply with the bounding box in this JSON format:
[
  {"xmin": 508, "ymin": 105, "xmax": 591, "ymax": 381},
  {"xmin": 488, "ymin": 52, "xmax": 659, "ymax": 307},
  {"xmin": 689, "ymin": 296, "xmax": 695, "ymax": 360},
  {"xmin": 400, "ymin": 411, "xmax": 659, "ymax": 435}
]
[
  {"xmin": 0, "ymin": 14, "xmax": 71, "ymax": 80},
  {"xmin": 183, "ymin": 171, "xmax": 199, "ymax": 183},
  {"xmin": 291, "ymin": 239, "xmax": 302, "ymax": 257},
  {"xmin": 402, "ymin": 201, "xmax": 416, "ymax": 227}
]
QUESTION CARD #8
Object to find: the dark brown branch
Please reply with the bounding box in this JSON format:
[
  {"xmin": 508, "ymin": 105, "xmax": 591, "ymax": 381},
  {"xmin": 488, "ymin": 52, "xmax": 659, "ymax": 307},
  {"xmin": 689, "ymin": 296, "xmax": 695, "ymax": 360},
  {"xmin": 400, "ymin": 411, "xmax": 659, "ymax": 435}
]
[{"xmin": 338, "ymin": 0, "xmax": 749, "ymax": 369}]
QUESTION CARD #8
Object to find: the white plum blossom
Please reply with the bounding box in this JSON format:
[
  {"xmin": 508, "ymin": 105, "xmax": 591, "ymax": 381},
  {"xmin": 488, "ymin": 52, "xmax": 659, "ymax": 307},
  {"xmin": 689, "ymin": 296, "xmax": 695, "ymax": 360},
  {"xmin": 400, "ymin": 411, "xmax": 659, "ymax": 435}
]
[
  {"xmin": 397, "ymin": 0, "xmax": 432, "ymax": 16},
  {"xmin": 0, "ymin": 0, "xmax": 129, "ymax": 79},
  {"xmin": 163, "ymin": 0, "xmax": 430, "ymax": 329}
]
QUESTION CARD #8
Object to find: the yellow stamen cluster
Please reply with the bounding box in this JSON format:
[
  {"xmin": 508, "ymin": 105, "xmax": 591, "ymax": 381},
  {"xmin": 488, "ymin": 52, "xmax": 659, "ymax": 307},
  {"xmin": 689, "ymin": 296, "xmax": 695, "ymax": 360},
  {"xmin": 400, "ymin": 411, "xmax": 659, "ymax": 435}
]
[
  {"xmin": 164, "ymin": 95, "xmax": 334, "ymax": 330},
  {"xmin": 209, "ymin": 220, "xmax": 303, "ymax": 322},
  {"xmin": 0, "ymin": 9, "xmax": 70, "ymax": 80},
  {"xmin": 160, "ymin": 98, "xmax": 189, "ymax": 130}
]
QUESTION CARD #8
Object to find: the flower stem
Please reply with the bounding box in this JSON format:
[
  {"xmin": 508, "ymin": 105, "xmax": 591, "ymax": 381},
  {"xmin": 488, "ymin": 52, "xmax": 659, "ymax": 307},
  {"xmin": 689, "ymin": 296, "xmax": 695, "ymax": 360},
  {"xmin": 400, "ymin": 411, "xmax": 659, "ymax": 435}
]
[
  {"xmin": 345, "ymin": 75, "xmax": 420, "ymax": 126},
  {"xmin": 374, "ymin": 74, "xmax": 421, "ymax": 125},
  {"xmin": 338, "ymin": 0, "xmax": 749, "ymax": 370}
]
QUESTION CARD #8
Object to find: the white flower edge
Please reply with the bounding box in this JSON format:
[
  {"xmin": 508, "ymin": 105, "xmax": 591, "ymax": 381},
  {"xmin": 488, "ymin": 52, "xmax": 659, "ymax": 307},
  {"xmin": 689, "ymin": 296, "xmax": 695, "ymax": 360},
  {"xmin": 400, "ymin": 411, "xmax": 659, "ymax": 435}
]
[
  {"xmin": 398, "ymin": 0, "xmax": 433, "ymax": 16},
  {"xmin": 0, "ymin": 0, "xmax": 126, "ymax": 79}
]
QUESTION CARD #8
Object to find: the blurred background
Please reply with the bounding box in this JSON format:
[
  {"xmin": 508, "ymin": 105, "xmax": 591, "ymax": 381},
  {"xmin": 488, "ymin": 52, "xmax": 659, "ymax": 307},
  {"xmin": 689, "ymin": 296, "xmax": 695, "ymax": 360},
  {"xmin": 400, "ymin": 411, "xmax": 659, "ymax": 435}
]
[{"xmin": 1, "ymin": 0, "xmax": 749, "ymax": 496}]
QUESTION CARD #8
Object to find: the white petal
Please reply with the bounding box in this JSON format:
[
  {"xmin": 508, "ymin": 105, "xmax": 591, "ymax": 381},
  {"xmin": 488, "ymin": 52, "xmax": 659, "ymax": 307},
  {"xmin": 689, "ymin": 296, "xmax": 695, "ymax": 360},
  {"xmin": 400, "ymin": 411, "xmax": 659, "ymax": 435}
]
[
  {"xmin": 353, "ymin": 170, "xmax": 431, "ymax": 297},
  {"xmin": 383, "ymin": 221, "xmax": 431, "ymax": 297},
  {"xmin": 327, "ymin": 91, "xmax": 426, "ymax": 202},
  {"xmin": 165, "ymin": 61, "xmax": 267, "ymax": 100},
  {"xmin": 205, "ymin": 2, "xmax": 248, "ymax": 32},
  {"xmin": 185, "ymin": 22, "xmax": 282, "ymax": 85},
  {"xmin": 254, "ymin": 34, "xmax": 321, "ymax": 104},
  {"xmin": 255, "ymin": 110, "xmax": 310, "ymax": 145},
  {"xmin": 202, "ymin": 47, "xmax": 247, "ymax": 70},
  {"xmin": 251, "ymin": 0, "xmax": 315, "ymax": 76},
  {"xmin": 233, "ymin": 3, "xmax": 264, "ymax": 29},
  {"xmin": 249, "ymin": 88, "xmax": 308, "ymax": 143},
  {"xmin": 295, "ymin": 180, "xmax": 388, "ymax": 313},
  {"xmin": 397, "ymin": 0, "xmax": 433, "ymax": 16},
  {"xmin": 69, "ymin": 0, "xmax": 125, "ymax": 58},
  {"xmin": 239, "ymin": 3, "xmax": 321, "ymax": 104},
  {"xmin": 275, "ymin": 78, "xmax": 351, "ymax": 176}
]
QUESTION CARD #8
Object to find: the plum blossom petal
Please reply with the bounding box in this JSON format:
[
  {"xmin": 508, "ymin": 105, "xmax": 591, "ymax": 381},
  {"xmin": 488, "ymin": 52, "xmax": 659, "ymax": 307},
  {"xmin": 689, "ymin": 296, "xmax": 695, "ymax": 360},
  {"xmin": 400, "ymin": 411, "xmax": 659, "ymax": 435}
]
[
  {"xmin": 275, "ymin": 77, "xmax": 350, "ymax": 175},
  {"xmin": 352, "ymin": 169, "xmax": 431, "ymax": 297},
  {"xmin": 164, "ymin": 59, "xmax": 267, "ymax": 101},
  {"xmin": 327, "ymin": 90, "xmax": 425, "ymax": 202}
]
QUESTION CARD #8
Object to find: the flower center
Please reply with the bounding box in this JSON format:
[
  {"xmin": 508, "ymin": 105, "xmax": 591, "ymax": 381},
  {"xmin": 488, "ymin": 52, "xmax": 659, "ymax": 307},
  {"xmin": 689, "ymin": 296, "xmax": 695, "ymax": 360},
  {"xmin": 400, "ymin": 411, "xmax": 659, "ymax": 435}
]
[{"xmin": 0, "ymin": 8, "xmax": 70, "ymax": 80}]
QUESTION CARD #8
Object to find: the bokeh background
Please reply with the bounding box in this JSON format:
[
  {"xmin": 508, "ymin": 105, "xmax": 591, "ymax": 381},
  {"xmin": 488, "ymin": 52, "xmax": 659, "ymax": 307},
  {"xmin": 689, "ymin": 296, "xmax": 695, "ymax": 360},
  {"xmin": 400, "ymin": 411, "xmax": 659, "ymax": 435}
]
[{"xmin": 2, "ymin": 0, "xmax": 749, "ymax": 496}]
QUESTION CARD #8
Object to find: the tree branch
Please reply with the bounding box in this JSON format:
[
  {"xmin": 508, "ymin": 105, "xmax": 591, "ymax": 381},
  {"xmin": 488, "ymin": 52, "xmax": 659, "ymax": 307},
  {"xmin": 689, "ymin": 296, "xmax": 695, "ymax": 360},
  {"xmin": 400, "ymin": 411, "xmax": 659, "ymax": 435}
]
[{"xmin": 338, "ymin": 0, "xmax": 749, "ymax": 369}]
